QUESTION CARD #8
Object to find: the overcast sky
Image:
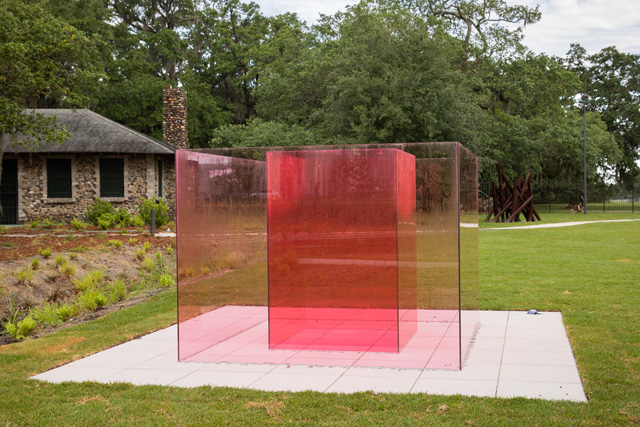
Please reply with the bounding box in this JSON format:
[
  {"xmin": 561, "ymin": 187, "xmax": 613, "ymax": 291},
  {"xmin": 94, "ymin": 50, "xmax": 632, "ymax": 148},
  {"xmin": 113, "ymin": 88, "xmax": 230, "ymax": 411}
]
[{"xmin": 252, "ymin": 0, "xmax": 640, "ymax": 57}]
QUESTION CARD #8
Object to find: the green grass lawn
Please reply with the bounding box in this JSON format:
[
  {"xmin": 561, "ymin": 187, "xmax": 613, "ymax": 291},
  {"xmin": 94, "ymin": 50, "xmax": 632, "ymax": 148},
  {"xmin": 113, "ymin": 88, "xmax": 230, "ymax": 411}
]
[
  {"xmin": 480, "ymin": 211, "xmax": 640, "ymax": 228},
  {"xmin": 1, "ymin": 221, "xmax": 639, "ymax": 425}
]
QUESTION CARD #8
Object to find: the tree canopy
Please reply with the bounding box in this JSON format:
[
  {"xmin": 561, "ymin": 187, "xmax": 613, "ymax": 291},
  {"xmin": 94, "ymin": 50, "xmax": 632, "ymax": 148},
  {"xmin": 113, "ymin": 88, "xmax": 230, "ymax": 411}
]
[{"xmin": 4, "ymin": 0, "xmax": 638, "ymax": 184}]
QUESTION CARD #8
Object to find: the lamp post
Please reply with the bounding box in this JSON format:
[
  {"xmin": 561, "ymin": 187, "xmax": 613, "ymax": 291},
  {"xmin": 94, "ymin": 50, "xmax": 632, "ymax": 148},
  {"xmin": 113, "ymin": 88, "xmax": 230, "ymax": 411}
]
[{"xmin": 582, "ymin": 95, "xmax": 589, "ymax": 215}]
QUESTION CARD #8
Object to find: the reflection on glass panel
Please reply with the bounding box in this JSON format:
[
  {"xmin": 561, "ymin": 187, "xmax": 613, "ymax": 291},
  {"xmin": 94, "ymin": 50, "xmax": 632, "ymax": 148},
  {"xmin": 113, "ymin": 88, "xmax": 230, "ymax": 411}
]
[
  {"xmin": 459, "ymin": 145, "xmax": 480, "ymax": 363},
  {"xmin": 176, "ymin": 143, "xmax": 478, "ymax": 369}
]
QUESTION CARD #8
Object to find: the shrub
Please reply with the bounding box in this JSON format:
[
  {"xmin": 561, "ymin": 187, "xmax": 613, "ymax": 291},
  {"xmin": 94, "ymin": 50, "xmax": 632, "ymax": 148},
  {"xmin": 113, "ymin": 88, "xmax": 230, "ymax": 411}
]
[
  {"xmin": 85, "ymin": 198, "xmax": 115, "ymax": 226},
  {"xmin": 14, "ymin": 267, "xmax": 34, "ymax": 285},
  {"xmin": 77, "ymin": 288, "xmax": 108, "ymax": 312},
  {"xmin": 30, "ymin": 303, "xmax": 61, "ymax": 327},
  {"xmin": 114, "ymin": 208, "xmax": 132, "ymax": 227},
  {"xmin": 30, "ymin": 257, "xmax": 40, "ymax": 271},
  {"xmin": 130, "ymin": 214, "xmax": 145, "ymax": 228},
  {"xmin": 97, "ymin": 212, "xmax": 115, "ymax": 230},
  {"xmin": 70, "ymin": 217, "xmax": 86, "ymax": 231},
  {"xmin": 56, "ymin": 303, "xmax": 78, "ymax": 321},
  {"xmin": 137, "ymin": 197, "xmax": 169, "ymax": 227},
  {"xmin": 38, "ymin": 247, "xmax": 52, "ymax": 259}
]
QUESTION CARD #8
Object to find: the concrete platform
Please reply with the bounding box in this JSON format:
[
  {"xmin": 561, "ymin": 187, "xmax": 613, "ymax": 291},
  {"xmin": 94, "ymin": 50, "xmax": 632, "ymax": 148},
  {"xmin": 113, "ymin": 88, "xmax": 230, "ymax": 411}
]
[{"xmin": 31, "ymin": 310, "xmax": 587, "ymax": 402}]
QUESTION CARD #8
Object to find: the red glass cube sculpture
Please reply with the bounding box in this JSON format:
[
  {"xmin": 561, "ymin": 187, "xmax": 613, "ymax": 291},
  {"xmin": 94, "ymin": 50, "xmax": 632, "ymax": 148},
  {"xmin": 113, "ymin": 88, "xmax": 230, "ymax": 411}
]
[
  {"xmin": 267, "ymin": 149, "xmax": 417, "ymax": 352},
  {"xmin": 176, "ymin": 143, "xmax": 478, "ymax": 370}
]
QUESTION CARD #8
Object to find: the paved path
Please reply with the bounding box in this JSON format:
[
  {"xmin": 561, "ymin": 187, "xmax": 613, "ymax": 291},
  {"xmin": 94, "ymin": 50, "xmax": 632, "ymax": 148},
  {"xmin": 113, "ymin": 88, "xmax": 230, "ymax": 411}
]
[{"xmin": 482, "ymin": 218, "xmax": 640, "ymax": 230}]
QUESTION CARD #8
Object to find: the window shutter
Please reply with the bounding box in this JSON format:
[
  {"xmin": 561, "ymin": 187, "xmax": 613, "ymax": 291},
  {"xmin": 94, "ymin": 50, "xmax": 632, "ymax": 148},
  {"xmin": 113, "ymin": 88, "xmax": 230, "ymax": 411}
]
[
  {"xmin": 158, "ymin": 160, "xmax": 163, "ymax": 197},
  {"xmin": 47, "ymin": 159, "xmax": 72, "ymax": 198},
  {"xmin": 100, "ymin": 158, "xmax": 124, "ymax": 197}
]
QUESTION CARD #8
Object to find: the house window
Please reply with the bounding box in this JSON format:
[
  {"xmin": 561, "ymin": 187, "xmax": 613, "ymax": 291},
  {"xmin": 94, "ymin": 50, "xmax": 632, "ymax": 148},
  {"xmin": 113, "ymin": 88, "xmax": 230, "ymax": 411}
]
[
  {"xmin": 47, "ymin": 158, "xmax": 72, "ymax": 198},
  {"xmin": 158, "ymin": 160, "xmax": 163, "ymax": 197},
  {"xmin": 99, "ymin": 158, "xmax": 124, "ymax": 198}
]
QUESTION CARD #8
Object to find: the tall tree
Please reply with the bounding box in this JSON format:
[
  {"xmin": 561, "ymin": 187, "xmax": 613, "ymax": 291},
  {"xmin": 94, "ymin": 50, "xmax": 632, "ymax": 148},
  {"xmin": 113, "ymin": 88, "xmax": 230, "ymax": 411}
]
[
  {"xmin": 0, "ymin": 0, "xmax": 103, "ymax": 180},
  {"xmin": 568, "ymin": 45, "xmax": 640, "ymax": 187},
  {"xmin": 256, "ymin": 3, "xmax": 481, "ymax": 146},
  {"xmin": 386, "ymin": 0, "xmax": 540, "ymax": 67}
]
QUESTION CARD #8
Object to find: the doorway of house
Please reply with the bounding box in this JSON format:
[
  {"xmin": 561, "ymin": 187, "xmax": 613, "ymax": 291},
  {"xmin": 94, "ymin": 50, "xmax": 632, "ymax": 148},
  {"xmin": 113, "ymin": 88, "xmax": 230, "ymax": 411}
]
[{"xmin": 0, "ymin": 159, "xmax": 18, "ymax": 224}]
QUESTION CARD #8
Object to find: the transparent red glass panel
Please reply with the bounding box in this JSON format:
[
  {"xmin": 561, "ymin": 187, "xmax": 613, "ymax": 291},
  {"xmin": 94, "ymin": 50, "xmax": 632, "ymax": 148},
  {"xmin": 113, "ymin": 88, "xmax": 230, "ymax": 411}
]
[
  {"xmin": 267, "ymin": 149, "xmax": 416, "ymax": 352},
  {"xmin": 176, "ymin": 143, "xmax": 478, "ymax": 369}
]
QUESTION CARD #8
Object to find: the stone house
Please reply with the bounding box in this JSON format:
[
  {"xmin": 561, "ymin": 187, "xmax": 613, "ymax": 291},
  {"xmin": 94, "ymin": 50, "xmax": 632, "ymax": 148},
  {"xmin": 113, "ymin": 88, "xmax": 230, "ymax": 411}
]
[{"xmin": 0, "ymin": 88, "xmax": 188, "ymax": 224}]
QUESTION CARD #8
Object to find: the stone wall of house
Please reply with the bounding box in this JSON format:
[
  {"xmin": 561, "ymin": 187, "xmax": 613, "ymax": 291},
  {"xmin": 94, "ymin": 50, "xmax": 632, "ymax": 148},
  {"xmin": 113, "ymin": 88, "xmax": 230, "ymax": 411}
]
[{"xmin": 17, "ymin": 153, "xmax": 176, "ymax": 224}]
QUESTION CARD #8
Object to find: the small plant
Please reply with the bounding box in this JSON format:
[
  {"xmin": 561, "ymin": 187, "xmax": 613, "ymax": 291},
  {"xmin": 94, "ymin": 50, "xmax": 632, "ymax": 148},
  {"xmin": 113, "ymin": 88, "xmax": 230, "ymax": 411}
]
[
  {"xmin": 77, "ymin": 288, "xmax": 108, "ymax": 312},
  {"xmin": 141, "ymin": 255, "xmax": 155, "ymax": 271},
  {"xmin": 69, "ymin": 253, "xmax": 78, "ymax": 261},
  {"xmin": 96, "ymin": 233, "xmax": 106, "ymax": 240},
  {"xmin": 70, "ymin": 245, "xmax": 88, "ymax": 253},
  {"xmin": 128, "ymin": 237, "xmax": 137, "ymax": 245},
  {"xmin": 54, "ymin": 254, "xmax": 68, "ymax": 267},
  {"xmin": 85, "ymin": 198, "xmax": 115, "ymax": 226},
  {"xmin": 64, "ymin": 234, "xmax": 77, "ymax": 241},
  {"xmin": 5, "ymin": 316, "xmax": 38, "ymax": 340},
  {"xmin": 30, "ymin": 257, "xmax": 40, "ymax": 271},
  {"xmin": 167, "ymin": 247, "xmax": 174, "ymax": 255},
  {"xmin": 2, "ymin": 297, "xmax": 22, "ymax": 338},
  {"xmin": 3, "ymin": 242, "xmax": 15, "ymax": 248},
  {"xmin": 143, "ymin": 242, "xmax": 152, "ymax": 252},
  {"xmin": 157, "ymin": 272, "xmax": 175, "ymax": 288},
  {"xmin": 28, "ymin": 218, "xmax": 41, "ymax": 228},
  {"xmin": 60, "ymin": 262, "xmax": 76, "ymax": 277},
  {"xmin": 73, "ymin": 270, "xmax": 105, "ymax": 292},
  {"xmin": 137, "ymin": 197, "xmax": 169, "ymax": 227},
  {"xmin": 14, "ymin": 266, "xmax": 35, "ymax": 285},
  {"xmin": 134, "ymin": 247, "xmax": 145, "ymax": 260},
  {"xmin": 30, "ymin": 303, "xmax": 61, "ymax": 327},
  {"xmin": 38, "ymin": 247, "xmax": 53, "ymax": 259},
  {"xmin": 166, "ymin": 221, "xmax": 176, "ymax": 230},
  {"xmin": 107, "ymin": 279, "xmax": 127, "ymax": 303},
  {"xmin": 70, "ymin": 217, "xmax": 87, "ymax": 231},
  {"xmin": 108, "ymin": 239, "xmax": 123, "ymax": 249},
  {"xmin": 56, "ymin": 303, "xmax": 78, "ymax": 321},
  {"xmin": 40, "ymin": 217, "xmax": 60, "ymax": 229}
]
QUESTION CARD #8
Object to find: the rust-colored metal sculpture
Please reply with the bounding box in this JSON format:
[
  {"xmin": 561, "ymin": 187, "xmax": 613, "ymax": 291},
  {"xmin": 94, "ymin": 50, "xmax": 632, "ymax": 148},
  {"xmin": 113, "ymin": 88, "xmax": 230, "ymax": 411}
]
[{"xmin": 485, "ymin": 167, "xmax": 541, "ymax": 223}]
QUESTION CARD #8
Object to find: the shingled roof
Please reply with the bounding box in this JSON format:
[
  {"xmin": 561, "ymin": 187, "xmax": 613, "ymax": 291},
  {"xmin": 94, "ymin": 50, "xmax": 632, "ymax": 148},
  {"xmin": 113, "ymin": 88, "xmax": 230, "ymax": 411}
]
[{"xmin": 2, "ymin": 109, "xmax": 175, "ymax": 154}]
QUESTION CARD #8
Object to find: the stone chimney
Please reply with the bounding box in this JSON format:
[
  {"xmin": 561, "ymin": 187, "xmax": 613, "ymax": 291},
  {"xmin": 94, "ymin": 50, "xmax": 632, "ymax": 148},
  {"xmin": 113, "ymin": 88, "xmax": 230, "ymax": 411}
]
[{"xmin": 163, "ymin": 87, "xmax": 188, "ymax": 149}]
